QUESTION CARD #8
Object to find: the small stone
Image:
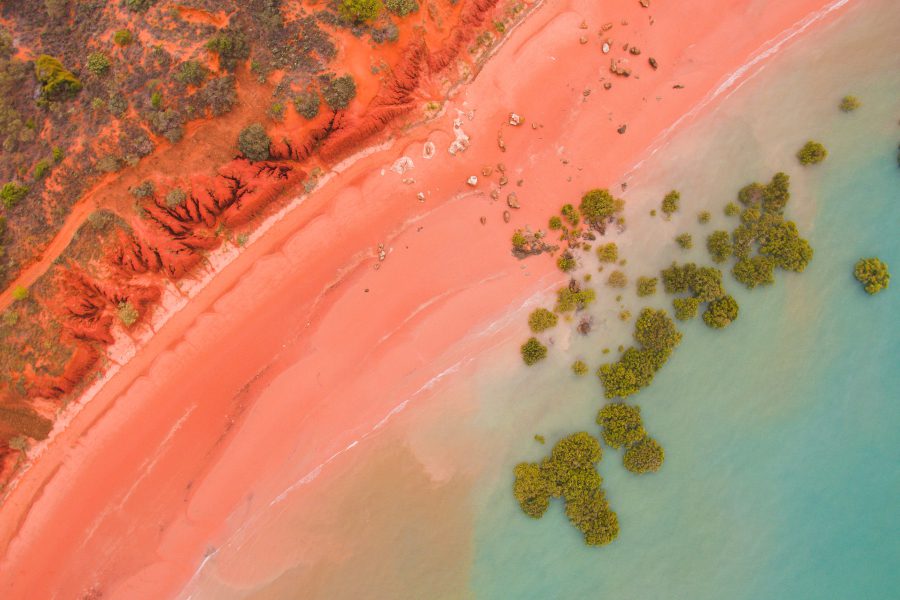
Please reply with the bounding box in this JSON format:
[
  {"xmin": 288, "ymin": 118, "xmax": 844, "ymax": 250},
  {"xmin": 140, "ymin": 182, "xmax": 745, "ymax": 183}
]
[
  {"xmin": 467, "ymin": 175, "xmax": 478, "ymax": 186},
  {"xmin": 516, "ymin": 179, "xmax": 524, "ymax": 186},
  {"xmin": 617, "ymin": 124, "xmax": 627, "ymax": 134},
  {"xmin": 579, "ymin": 36, "xmax": 588, "ymax": 45},
  {"xmin": 374, "ymin": 263, "xmax": 381, "ymax": 270},
  {"xmin": 579, "ymin": 20, "xmax": 588, "ymax": 29},
  {"xmin": 482, "ymin": 166, "xmax": 493, "ymax": 176},
  {"xmin": 629, "ymin": 46, "xmax": 641, "ymax": 55},
  {"xmin": 531, "ymin": 122, "xmax": 538, "ymax": 129},
  {"xmin": 583, "ymin": 88, "xmax": 591, "ymax": 97},
  {"xmin": 648, "ymin": 57, "xmax": 658, "ymax": 69},
  {"xmin": 379, "ymin": 250, "xmax": 386, "ymax": 261},
  {"xmin": 601, "ymin": 22, "xmax": 613, "ymax": 31},
  {"xmin": 497, "ymin": 163, "xmax": 506, "ymax": 173},
  {"xmin": 509, "ymin": 113, "xmax": 522, "ymax": 126},
  {"xmin": 402, "ymin": 178, "xmax": 415, "ymax": 184},
  {"xmin": 416, "ymin": 192, "xmax": 425, "ymax": 202},
  {"xmin": 422, "ymin": 141, "xmax": 436, "ymax": 159},
  {"xmin": 507, "ymin": 193, "xmax": 520, "ymax": 209},
  {"xmin": 499, "ymin": 175, "xmax": 509, "ymax": 186},
  {"xmin": 480, "ymin": 216, "xmax": 487, "ymax": 225},
  {"xmin": 490, "ymin": 189, "xmax": 500, "ymax": 200},
  {"xmin": 640, "ymin": 0, "xmax": 650, "ymax": 7},
  {"xmin": 503, "ymin": 210, "xmax": 511, "ymax": 223},
  {"xmin": 497, "ymin": 136, "xmax": 506, "ymax": 151},
  {"xmin": 673, "ymin": 84, "xmax": 684, "ymax": 89},
  {"xmin": 602, "ymin": 42, "xmax": 610, "ymax": 54},
  {"xmin": 603, "ymin": 82, "xmax": 612, "ymax": 90}
]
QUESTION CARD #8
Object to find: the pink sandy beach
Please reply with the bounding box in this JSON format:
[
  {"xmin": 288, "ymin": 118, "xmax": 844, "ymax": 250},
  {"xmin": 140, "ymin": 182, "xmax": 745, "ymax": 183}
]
[{"xmin": 0, "ymin": 0, "xmax": 852, "ymax": 597}]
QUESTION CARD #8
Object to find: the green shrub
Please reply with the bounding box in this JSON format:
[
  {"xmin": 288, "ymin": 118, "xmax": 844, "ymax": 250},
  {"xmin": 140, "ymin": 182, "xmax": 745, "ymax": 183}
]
[
  {"xmin": 797, "ymin": 140, "xmax": 827, "ymax": 165},
  {"xmin": 113, "ymin": 29, "xmax": 133, "ymax": 46},
  {"xmin": 853, "ymin": 257, "xmax": 890, "ymax": 295},
  {"xmin": 596, "ymin": 403, "xmax": 645, "ymax": 449},
  {"xmin": 607, "ymin": 270, "xmax": 627, "ymax": 288},
  {"xmin": 520, "ymin": 337, "xmax": 548, "ymax": 365},
  {"xmin": 11, "ymin": 285, "xmax": 28, "ymax": 301},
  {"xmin": 672, "ymin": 296, "xmax": 700, "ymax": 321},
  {"xmin": 675, "ymin": 233, "xmax": 692, "ymax": 249},
  {"xmin": 322, "ymin": 74, "xmax": 357, "ymax": 111},
  {"xmin": 758, "ymin": 219, "xmax": 813, "ymax": 272},
  {"xmin": 52, "ymin": 146, "xmax": 64, "ymax": 163},
  {"xmin": 117, "ymin": 301, "xmax": 139, "ymax": 327},
  {"xmin": 724, "ymin": 202, "xmax": 740, "ymax": 217},
  {"xmin": 688, "ymin": 266, "xmax": 725, "ymax": 302},
  {"xmin": 732, "ymin": 256, "xmax": 775, "ymax": 289},
  {"xmin": 738, "ymin": 182, "xmax": 765, "ymax": 206},
  {"xmin": 561, "ymin": 203, "xmax": 580, "ymax": 226},
  {"xmin": 706, "ymin": 230, "xmax": 732, "ymax": 264},
  {"xmin": 660, "ymin": 262, "xmax": 697, "ymax": 294},
  {"xmin": 176, "ymin": 60, "xmax": 208, "ymax": 86},
  {"xmin": 339, "ymin": 0, "xmax": 383, "ymax": 23},
  {"xmin": 130, "ymin": 180, "xmax": 154, "ymax": 198},
  {"xmin": 528, "ymin": 308, "xmax": 557, "ymax": 333},
  {"xmin": 548, "ymin": 215, "xmax": 563, "ymax": 230},
  {"xmin": 697, "ymin": 211, "xmax": 710, "ymax": 224},
  {"xmin": 125, "ymin": 0, "xmax": 157, "ymax": 11},
  {"xmin": 33, "ymin": 160, "xmax": 50, "ymax": 179},
  {"xmin": 633, "ymin": 307, "xmax": 682, "ymax": 352},
  {"xmin": 294, "ymin": 90, "xmax": 321, "ymax": 120},
  {"xmin": 555, "ymin": 285, "xmax": 596, "ymax": 312},
  {"xmin": 579, "ymin": 188, "xmax": 622, "ymax": 224},
  {"xmin": 511, "ymin": 229, "xmax": 527, "ymax": 250},
  {"xmin": 237, "ymin": 123, "xmax": 271, "ymax": 161},
  {"xmin": 1, "ymin": 182, "xmax": 28, "ymax": 208},
  {"xmin": 385, "ymin": 0, "xmax": 418, "ymax": 16},
  {"xmin": 572, "ymin": 360, "xmax": 589, "ymax": 376},
  {"xmin": 165, "ymin": 188, "xmax": 186, "ymax": 207},
  {"xmin": 839, "ymin": 95, "xmax": 860, "ymax": 112},
  {"xmin": 596, "ymin": 243, "xmax": 618, "ymax": 263},
  {"xmin": 557, "ymin": 251, "xmax": 577, "ymax": 272},
  {"xmin": 702, "ymin": 295, "xmax": 739, "ymax": 329},
  {"xmin": 636, "ymin": 276, "xmax": 657, "ymax": 297},
  {"xmin": 150, "ymin": 90, "xmax": 163, "ymax": 109},
  {"xmin": 86, "ymin": 52, "xmax": 111, "ymax": 76},
  {"xmin": 661, "ymin": 190, "xmax": 679, "ymax": 215},
  {"xmin": 623, "ymin": 437, "xmax": 664, "ymax": 473},
  {"xmin": 34, "ymin": 55, "xmax": 82, "ymax": 100},
  {"xmin": 206, "ymin": 28, "xmax": 250, "ymax": 71}
]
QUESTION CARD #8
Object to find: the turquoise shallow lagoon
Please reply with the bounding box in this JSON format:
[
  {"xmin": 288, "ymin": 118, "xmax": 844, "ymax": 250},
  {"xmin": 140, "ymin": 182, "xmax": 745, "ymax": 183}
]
[{"xmin": 183, "ymin": 1, "xmax": 899, "ymax": 597}]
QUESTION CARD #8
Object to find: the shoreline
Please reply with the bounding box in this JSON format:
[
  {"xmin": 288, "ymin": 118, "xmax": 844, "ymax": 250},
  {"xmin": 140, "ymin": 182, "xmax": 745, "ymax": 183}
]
[{"xmin": 0, "ymin": 0, "xmax": 855, "ymax": 597}]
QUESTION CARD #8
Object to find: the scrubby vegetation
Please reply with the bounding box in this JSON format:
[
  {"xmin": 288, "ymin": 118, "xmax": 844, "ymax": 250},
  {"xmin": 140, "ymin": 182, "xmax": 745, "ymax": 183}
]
[
  {"xmin": 206, "ymin": 27, "xmax": 251, "ymax": 71},
  {"xmin": 1, "ymin": 182, "xmax": 28, "ymax": 208},
  {"xmin": 675, "ymin": 233, "xmax": 693, "ymax": 249},
  {"xmin": 661, "ymin": 190, "xmax": 679, "ymax": 216},
  {"xmin": 672, "ymin": 296, "xmax": 700, "ymax": 321},
  {"xmin": 853, "ymin": 257, "xmax": 890, "ymax": 295},
  {"xmin": 606, "ymin": 270, "xmax": 627, "ymax": 288},
  {"xmin": 579, "ymin": 188, "xmax": 624, "ymax": 227},
  {"xmin": 797, "ymin": 140, "xmax": 827, "ymax": 165},
  {"xmin": 839, "ymin": 95, "xmax": 861, "ymax": 112},
  {"xmin": 557, "ymin": 251, "xmax": 576, "ymax": 272},
  {"xmin": 238, "ymin": 124, "xmax": 271, "ymax": 162},
  {"xmin": 340, "ymin": 0, "xmax": 383, "ymax": 23},
  {"xmin": 555, "ymin": 282, "xmax": 596, "ymax": 312},
  {"xmin": 596, "ymin": 243, "xmax": 618, "ymax": 263},
  {"xmin": 294, "ymin": 90, "xmax": 321, "ymax": 120},
  {"xmin": 623, "ymin": 437, "xmax": 664, "ymax": 473},
  {"xmin": 572, "ymin": 360, "xmax": 589, "ymax": 376},
  {"xmin": 513, "ymin": 432, "xmax": 619, "ymax": 546},
  {"xmin": 706, "ymin": 230, "xmax": 733, "ymax": 263},
  {"xmin": 528, "ymin": 308, "xmax": 558, "ymax": 333},
  {"xmin": 636, "ymin": 276, "xmax": 657, "ymax": 297},
  {"xmin": 697, "ymin": 211, "xmax": 711, "ymax": 224},
  {"xmin": 35, "ymin": 55, "xmax": 82, "ymax": 101},
  {"xmin": 322, "ymin": 74, "xmax": 357, "ymax": 111},
  {"xmin": 385, "ymin": 0, "xmax": 419, "ymax": 16},
  {"xmin": 521, "ymin": 337, "xmax": 548, "ymax": 365},
  {"xmin": 702, "ymin": 294, "xmax": 739, "ymax": 329},
  {"xmin": 596, "ymin": 403, "xmax": 645, "ymax": 449}
]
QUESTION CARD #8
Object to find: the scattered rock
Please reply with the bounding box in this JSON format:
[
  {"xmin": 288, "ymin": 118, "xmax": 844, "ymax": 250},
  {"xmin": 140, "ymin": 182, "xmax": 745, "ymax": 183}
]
[
  {"xmin": 482, "ymin": 166, "xmax": 493, "ymax": 177},
  {"xmin": 629, "ymin": 46, "xmax": 641, "ymax": 56},
  {"xmin": 603, "ymin": 82, "xmax": 612, "ymax": 90},
  {"xmin": 497, "ymin": 133, "xmax": 506, "ymax": 152},
  {"xmin": 617, "ymin": 124, "xmax": 627, "ymax": 134},
  {"xmin": 401, "ymin": 178, "xmax": 415, "ymax": 185},
  {"xmin": 480, "ymin": 216, "xmax": 487, "ymax": 225},
  {"xmin": 422, "ymin": 141, "xmax": 436, "ymax": 159},
  {"xmin": 416, "ymin": 192, "xmax": 425, "ymax": 202},
  {"xmin": 497, "ymin": 163, "xmax": 506, "ymax": 173},
  {"xmin": 391, "ymin": 156, "xmax": 415, "ymax": 174},
  {"xmin": 579, "ymin": 36, "xmax": 588, "ymax": 45},
  {"xmin": 502, "ymin": 210, "xmax": 511, "ymax": 223},
  {"xmin": 583, "ymin": 88, "xmax": 591, "ymax": 97},
  {"xmin": 507, "ymin": 193, "xmax": 520, "ymax": 209},
  {"xmin": 509, "ymin": 113, "xmax": 522, "ymax": 126},
  {"xmin": 467, "ymin": 175, "xmax": 478, "ymax": 186},
  {"xmin": 601, "ymin": 22, "xmax": 613, "ymax": 31},
  {"xmin": 579, "ymin": 20, "xmax": 588, "ymax": 29},
  {"xmin": 499, "ymin": 175, "xmax": 509, "ymax": 186},
  {"xmin": 378, "ymin": 249, "xmax": 386, "ymax": 261},
  {"xmin": 490, "ymin": 189, "xmax": 500, "ymax": 200},
  {"xmin": 531, "ymin": 122, "xmax": 538, "ymax": 130},
  {"xmin": 602, "ymin": 42, "xmax": 611, "ymax": 54},
  {"xmin": 517, "ymin": 179, "xmax": 524, "ymax": 186},
  {"xmin": 449, "ymin": 118, "xmax": 470, "ymax": 155},
  {"xmin": 374, "ymin": 263, "xmax": 381, "ymax": 270},
  {"xmin": 610, "ymin": 58, "xmax": 631, "ymax": 77},
  {"xmin": 673, "ymin": 84, "xmax": 684, "ymax": 89},
  {"xmin": 648, "ymin": 57, "xmax": 658, "ymax": 69},
  {"xmin": 640, "ymin": 0, "xmax": 650, "ymax": 7}
]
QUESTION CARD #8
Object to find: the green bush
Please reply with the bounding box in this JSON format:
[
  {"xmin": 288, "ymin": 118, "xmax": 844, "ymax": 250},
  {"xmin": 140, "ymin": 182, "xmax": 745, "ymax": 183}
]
[
  {"xmin": 237, "ymin": 123, "xmax": 271, "ymax": 161},
  {"xmin": 176, "ymin": 60, "xmax": 208, "ymax": 86},
  {"xmin": 672, "ymin": 296, "xmax": 700, "ymax": 321},
  {"xmin": 339, "ymin": 0, "xmax": 383, "ymax": 23},
  {"xmin": 732, "ymin": 256, "xmax": 775, "ymax": 289},
  {"xmin": 34, "ymin": 55, "xmax": 82, "ymax": 100},
  {"xmin": 520, "ymin": 337, "xmax": 548, "ymax": 365},
  {"xmin": 697, "ymin": 211, "xmax": 711, "ymax": 224},
  {"xmin": 724, "ymin": 202, "xmax": 740, "ymax": 217},
  {"xmin": 1, "ymin": 182, "xmax": 28, "ymax": 208},
  {"xmin": 572, "ymin": 360, "xmax": 589, "ymax": 376},
  {"xmin": 113, "ymin": 29, "xmax": 133, "ymax": 46},
  {"xmin": 385, "ymin": 0, "xmax": 419, "ymax": 16},
  {"xmin": 561, "ymin": 203, "xmax": 580, "ymax": 226},
  {"xmin": 52, "ymin": 146, "xmax": 64, "ymax": 163},
  {"xmin": 853, "ymin": 257, "xmax": 890, "ymax": 295},
  {"xmin": 702, "ymin": 294, "xmax": 739, "ymax": 329},
  {"xmin": 797, "ymin": 140, "xmax": 827, "ymax": 165},
  {"xmin": 579, "ymin": 188, "xmax": 622, "ymax": 224},
  {"xmin": 125, "ymin": 0, "xmax": 157, "ymax": 11},
  {"xmin": 706, "ymin": 230, "xmax": 733, "ymax": 263},
  {"xmin": 596, "ymin": 242, "xmax": 618, "ymax": 263},
  {"xmin": 150, "ymin": 90, "xmax": 163, "ymax": 109},
  {"xmin": 165, "ymin": 188, "xmax": 186, "ymax": 207},
  {"xmin": 675, "ymin": 233, "xmax": 692, "ymax": 249},
  {"xmin": 117, "ymin": 301, "xmax": 139, "ymax": 327},
  {"xmin": 660, "ymin": 262, "xmax": 697, "ymax": 294},
  {"xmin": 322, "ymin": 74, "xmax": 357, "ymax": 111},
  {"xmin": 636, "ymin": 276, "xmax": 657, "ymax": 297},
  {"xmin": 634, "ymin": 307, "xmax": 682, "ymax": 352},
  {"xmin": 839, "ymin": 95, "xmax": 860, "ymax": 112},
  {"xmin": 206, "ymin": 28, "xmax": 250, "ymax": 71},
  {"xmin": 688, "ymin": 266, "xmax": 725, "ymax": 302},
  {"xmin": 606, "ymin": 270, "xmax": 627, "ymax": 288},
  {"xmin": 86, "ymin": 52, "xmax": 111, "ymax": 76},
  {"xmin": 557, "ymin": 251, "xmax": 577, "ymax": 272},
  {"xmin": 11, "ymin": 285, "xmax": 28, "ymax": 301},
  {"xmin": 555, "ymin": 285, "xmax": 596, "ymax": 312},
  {"xmin": 661, "ymin": 190, "xmax": 679, "ymax": 215},
  {"xmin": 33, "ymin": 160, "xmax": 50, "ymax": 180},
  {"xmin": 294, "ymin": 90, "xmax": 321, "ymax": 120},
  {"xmin": 623, "ymin": 437, "xmax": 664, "ymax": 473},
  {"xmin": 528, "ymin": 308, "xmax": 558, "ymax": 333},
  {"xmin": 596, "ymin": 403, "xmax": 645, "ymax": 449},
  {"xmin": 511, "ymin": 229, "xmax": 527, "ymax": 250},
  {"xmin": 548, "ymin": 215, "xmax": 563, "ymax": 230}
]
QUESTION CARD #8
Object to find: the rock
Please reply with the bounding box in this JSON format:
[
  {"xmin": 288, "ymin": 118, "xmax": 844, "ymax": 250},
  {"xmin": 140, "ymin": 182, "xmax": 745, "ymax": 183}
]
[
  {"xmin": 422, "ymin": 141, "xmax": 436, "ymax": 159},
  {"xmin": 480, "ymin": 216, "xmax": 487, "ymax": 225},
  {"xmin": 531, "ymin": 122, "xmax": 538, "ymax": 129},
  {"xmin": 640, "ymin": 0, "xmax": 650, "ymax": 7},
  {"xmin": 629, "ymin": 46, "xmax": 641, "ymax": 55},
  {"xmin": 601, "ymin": 22, "xmax": 613, "ymax": 31},
  {"xmin": 603, "ymin": 82, "xmax": 612, "ymax": 90},
  {"xmin": 509, "ymin": 113, "xmax": 522, "ymax": 126},
  {"xmin": 374, "ymin": 263, "xmax": 381, "ymax": 270},
  {"xmin": 497, "ymin": 134, "xmax": 506, "ymax": 151},
  {"xmin": 579, "ymin": 20, "xmax": 588, "ymax": 29},
  {"xmin": 602, "ymin": 42, "xmax": 610, "ymax": 54},
  {"xmin": 503, "ymin": 210, "xmax": 511, "ymax": 223},
  {"xmin": 648, "ymin": 57, "xmax": 658, "ymax": 69},
  {"xmin": 579, "ymin": 36, "xmax": 588, "ymax": 45},
  {"xmin": 673, "ymin": 84, "xmax": 684, "ymax": 89},
  {"xmin": 490, "ymin": 189, "xmax": 500, "ymax": 200},
  {"xmin": 416, "ymin": 192, "xmax": 425, "ymax": 202},
  {"xmin": 482, "ymin": 166, "xmax": 493, "ymax": 177},
  {"xmin": 507, "ymin": 193, "xmax": 520, "ymax": 209},
  {"xmin": 583, "ymin": 88, "xmax": 591, "ymax": 97},
  {"xmin": 617, "ymin": 124, "xmax": 627, "ymax": 134},
  {"xmin": 497, "ymin": 163, "xmax": 506, "ymax": 173},
  {"xmin": 401, "ymin": 178, "xmax": 415, "ymax": 185},
  {"xmin": 467, "ymin": 175, "xmax": 478, "ymax": 186},
  {"xmin": 499, "ymin": 175, "xmax": 509, "ymax": 186},
  {"xmin": 391, "ymin": 156, "xmax": 415, "ymax": 174}
]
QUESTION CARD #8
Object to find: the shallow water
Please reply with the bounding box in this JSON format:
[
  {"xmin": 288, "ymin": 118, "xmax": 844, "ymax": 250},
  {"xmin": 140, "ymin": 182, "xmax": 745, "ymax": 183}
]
[{"xmin": 182, "ymin": 0, "xmax": 900, "ymax": 597}]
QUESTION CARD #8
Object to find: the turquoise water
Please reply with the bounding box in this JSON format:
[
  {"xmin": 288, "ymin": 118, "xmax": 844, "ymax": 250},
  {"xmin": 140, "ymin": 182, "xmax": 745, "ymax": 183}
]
[{"xmin": 182, "ymin": 1, "xmax": 899, "ymax": 597}]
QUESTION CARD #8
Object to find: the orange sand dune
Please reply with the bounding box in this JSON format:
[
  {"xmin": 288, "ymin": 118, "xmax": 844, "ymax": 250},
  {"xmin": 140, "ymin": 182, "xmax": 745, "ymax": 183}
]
[{"xmin": 0, "ymin": 0, "xmax": 849, "ymax": 597}]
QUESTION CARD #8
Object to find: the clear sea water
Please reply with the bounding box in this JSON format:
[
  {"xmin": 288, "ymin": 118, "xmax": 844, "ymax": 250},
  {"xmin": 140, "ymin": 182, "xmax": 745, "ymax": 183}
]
[{"xmin": 183, "ymin": 1, "xmax": 899, "ymax": 597}]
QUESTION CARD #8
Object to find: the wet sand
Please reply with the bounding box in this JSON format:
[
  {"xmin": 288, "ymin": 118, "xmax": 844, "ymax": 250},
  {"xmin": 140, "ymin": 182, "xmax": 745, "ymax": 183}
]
[{"xmin": 0, "ymin": 0, "xmax": 850, "ymax": 597}]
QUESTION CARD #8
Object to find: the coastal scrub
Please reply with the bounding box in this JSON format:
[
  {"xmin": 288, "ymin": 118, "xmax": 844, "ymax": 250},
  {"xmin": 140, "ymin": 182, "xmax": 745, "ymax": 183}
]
[{"xmin": 853, "ymin": 257, "xmax": 890, "ymax": 294}]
